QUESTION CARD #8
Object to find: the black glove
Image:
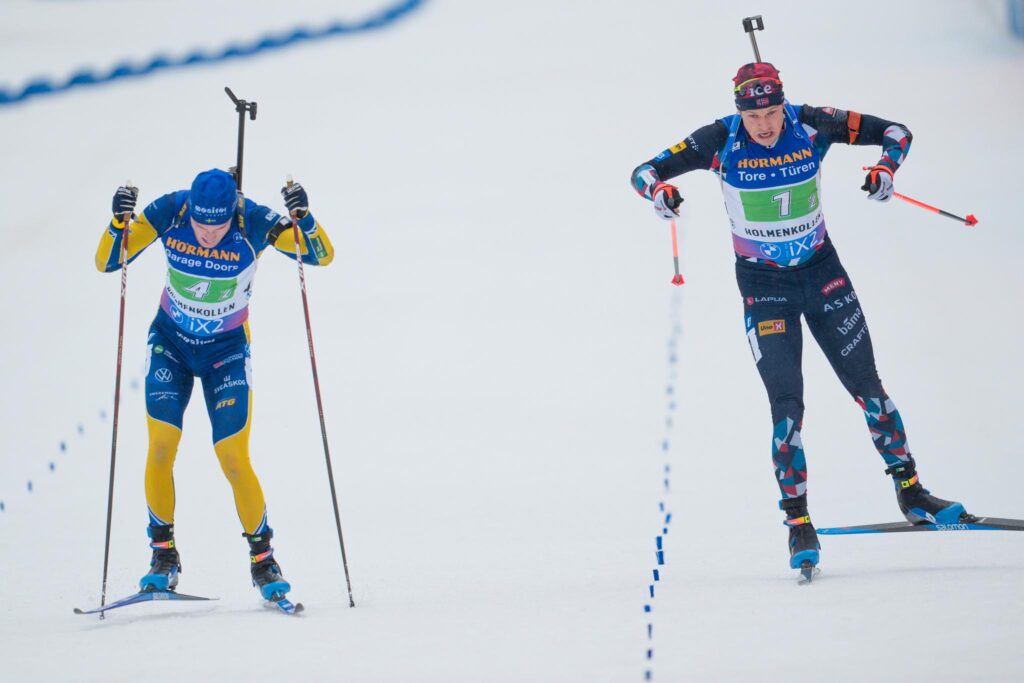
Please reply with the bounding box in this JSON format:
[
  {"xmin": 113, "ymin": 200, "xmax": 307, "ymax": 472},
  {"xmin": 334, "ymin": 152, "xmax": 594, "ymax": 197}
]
[
  {"xmin": 281, "ymin": 182, "xmax": 309, "ymax": 217},
  {"xmin": 111, "ymin": 185, "xmax": 139, "ymax": 217}
]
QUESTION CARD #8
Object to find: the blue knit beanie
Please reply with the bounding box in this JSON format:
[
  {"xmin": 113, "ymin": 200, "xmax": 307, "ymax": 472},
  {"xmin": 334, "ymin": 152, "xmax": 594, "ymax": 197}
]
[{"xmin": 190, "ymin": 169, "xmax": 237, "ymax": 225}]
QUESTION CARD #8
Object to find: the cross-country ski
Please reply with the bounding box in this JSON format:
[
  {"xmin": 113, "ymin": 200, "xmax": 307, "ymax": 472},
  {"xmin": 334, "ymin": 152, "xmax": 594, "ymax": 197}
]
[{"xmin": 73, "ymin": 590, "xmax": 217, "ymax": 616}]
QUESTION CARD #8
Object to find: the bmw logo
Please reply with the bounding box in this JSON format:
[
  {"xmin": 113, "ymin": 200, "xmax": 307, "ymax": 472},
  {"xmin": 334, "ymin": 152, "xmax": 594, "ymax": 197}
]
[{"xmin": 760, "ymin": 243, "xmax": 782, "ymax": 259}]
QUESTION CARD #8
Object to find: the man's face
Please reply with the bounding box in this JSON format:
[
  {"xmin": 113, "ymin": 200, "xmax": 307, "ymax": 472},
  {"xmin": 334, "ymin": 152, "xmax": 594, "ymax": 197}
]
[
  {"xmin": 190, "ymin": 217, "xmax": 231, "ymax": 248},
  {"xmin": 740, "ymin": 105, "xmax": 785, "ymax": 147}
]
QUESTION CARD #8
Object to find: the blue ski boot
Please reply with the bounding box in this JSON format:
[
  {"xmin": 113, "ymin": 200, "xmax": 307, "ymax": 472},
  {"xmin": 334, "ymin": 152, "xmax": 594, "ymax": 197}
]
[
  {"xmin": 245, "ymin": 528, "xmax": 291, "ymax": 601},
  {"xmin": 139, "ymin": 524, "xmax": 180, "ymax": 592},
  {"xmin": 781, "ymin": 495, "xmax": 819, "ymax": 578},
  {"xmin": 887, "ymin": 458, "xmax": 970, "ymax": 525}
]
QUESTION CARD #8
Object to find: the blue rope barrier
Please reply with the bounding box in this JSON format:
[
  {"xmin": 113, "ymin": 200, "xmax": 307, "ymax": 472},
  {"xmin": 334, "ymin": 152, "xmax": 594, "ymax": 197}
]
[{"xmin": 0, "ymin": 0, "xmax": 425, "ymax": 107}]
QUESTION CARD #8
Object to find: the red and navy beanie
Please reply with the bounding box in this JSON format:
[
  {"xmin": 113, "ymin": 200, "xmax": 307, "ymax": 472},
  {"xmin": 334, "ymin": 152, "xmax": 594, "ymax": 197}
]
[
  {"xmin": 190, "ymin": 169, "xmax": 237, "ymax": 225},
  {"xmin": 733, "ymin": 62, "xmax": 784, "ymax": 111}
]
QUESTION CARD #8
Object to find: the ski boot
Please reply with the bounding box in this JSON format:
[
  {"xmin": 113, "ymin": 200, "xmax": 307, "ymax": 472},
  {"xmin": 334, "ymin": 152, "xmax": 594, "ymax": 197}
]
[
  {"xmin": 887, "ymin": 457, "xmax": 971, "ymax": 525},
  {"xmin": 139, "ymin": 524, "xmax": 181, "ymax": 592},
  {"xmin": 781, "ymin": 495, "xmax": 820, "ymax": 582},
  {"xmin": 245, "ymin": 528, "xmax": 291, "ymax": 601}
]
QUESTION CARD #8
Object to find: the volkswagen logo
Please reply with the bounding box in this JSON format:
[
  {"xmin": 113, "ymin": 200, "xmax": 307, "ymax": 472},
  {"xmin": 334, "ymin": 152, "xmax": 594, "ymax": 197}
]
[{"xmin": 154, "ymin": 368, "xmax": 173, "ymax": 383}]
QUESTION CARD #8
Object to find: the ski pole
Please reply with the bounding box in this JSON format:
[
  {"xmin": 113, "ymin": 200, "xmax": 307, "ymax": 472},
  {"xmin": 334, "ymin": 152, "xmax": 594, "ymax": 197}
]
[
  {"xmin": 670, "ymin": 218, "xmax": 685, "ymax": 286},
  {"xmin": 286, "ymin": 175, "xmax": 356, "ymax": 608},
  {"xmin": 742, "ymin": 16, "xmax": 765, "ymax": 62},
  {"xmin": 859, "ymin": 168, "xmax": 978, "ymax": 227},
  {"xmin": 99, "ymin": 182, "xmax": 134, "ymax": 619},
  {"xmin": 893, "ymin": 192, "xmax": 978, "ymax": 227}
]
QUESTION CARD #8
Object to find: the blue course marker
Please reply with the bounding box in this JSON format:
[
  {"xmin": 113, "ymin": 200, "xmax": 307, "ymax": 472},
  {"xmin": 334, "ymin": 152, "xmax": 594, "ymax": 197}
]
[
  {"xmin": 656, "ymin": 550, "xmax": 664, "ymax": 565},
  {"xmin": 59, "ymin": 441, "xmax": 66, "ymax": 452},
  {"xmin": 1, "ymin": 501, "xmax": 5, "ymax": 511},
  {"xmin": 49, "ymin": 462, "xmax": 55, "ymax": 471},
  {"xmin": 653, "ymin": 569, "xmax": 660, "ymax": 581},
  {"xmin": 27, "ymin": 481, "xmax": 33, "ymax": 492}
]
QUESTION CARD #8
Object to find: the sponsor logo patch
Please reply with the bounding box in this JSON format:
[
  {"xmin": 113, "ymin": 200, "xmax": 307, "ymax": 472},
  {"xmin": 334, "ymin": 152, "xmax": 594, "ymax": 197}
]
[
  {"xmin": 747, "ymin": 296, "xmax": 788, "ymax": 306},
  {"xmin": 668, "ymin": 140, "xmax": 688, "ymax": 154},
  {"xmin": 154, "ymin": 368, "xmax": 173, "ymax": 383},
  {"xmin": 758, "ymin": 320, "xmax": 786, "ymax": 336},
  {"xmin": 821, "ymin": 277, "xmax": 847, "ymax": 296}
]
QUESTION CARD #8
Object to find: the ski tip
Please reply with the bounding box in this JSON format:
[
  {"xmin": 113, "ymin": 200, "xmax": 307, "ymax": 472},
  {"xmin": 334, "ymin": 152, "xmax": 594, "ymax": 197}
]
[{"xmin": 72, "ymin": 608, "xmax": 85, "ymax": 615}]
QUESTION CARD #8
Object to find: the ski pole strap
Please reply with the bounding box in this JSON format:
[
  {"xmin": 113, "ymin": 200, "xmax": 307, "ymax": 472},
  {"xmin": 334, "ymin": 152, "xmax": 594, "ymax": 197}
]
[{"xmin": 784, "ymin": 515, "xmax": 811, "ymax": 527}]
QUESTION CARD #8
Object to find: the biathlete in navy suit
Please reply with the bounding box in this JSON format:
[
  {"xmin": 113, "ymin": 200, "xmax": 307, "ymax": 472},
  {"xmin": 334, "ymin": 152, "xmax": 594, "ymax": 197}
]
[{"xmin": 629, "ymin": 63, "xmax": 970, "ymax": 573}]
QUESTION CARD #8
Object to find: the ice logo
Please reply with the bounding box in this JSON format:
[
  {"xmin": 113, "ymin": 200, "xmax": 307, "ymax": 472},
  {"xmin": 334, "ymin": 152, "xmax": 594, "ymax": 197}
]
[
  {"xmin": 154, "ymin": 368, "xmax": 173, "ymax": 383},
  {"xmin": 760, "ymin": 243, "xmax": 781, "ymax": 259}
]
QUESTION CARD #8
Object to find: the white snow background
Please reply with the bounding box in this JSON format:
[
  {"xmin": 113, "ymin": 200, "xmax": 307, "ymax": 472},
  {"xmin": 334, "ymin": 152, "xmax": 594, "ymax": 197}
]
[{"xmin": 1, "ymin": 1, "xmax": 1022, "ymax": 681}]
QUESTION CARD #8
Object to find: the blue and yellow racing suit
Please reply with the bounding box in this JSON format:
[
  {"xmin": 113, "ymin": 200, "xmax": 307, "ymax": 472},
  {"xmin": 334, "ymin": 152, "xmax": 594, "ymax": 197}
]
[{"xmin": 95, "ymin": 190, "xmax": 334, "ymax": 534}]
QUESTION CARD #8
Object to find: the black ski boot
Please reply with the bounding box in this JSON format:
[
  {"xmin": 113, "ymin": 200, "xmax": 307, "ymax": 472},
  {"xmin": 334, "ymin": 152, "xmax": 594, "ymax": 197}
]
[
  {"xmin": 886, "ymin": 457, "xmax": 971, "ymax": 525},
  {"xmin": 780, "ymin": 494, "xmax": 820, "ymax": 576},
  {"xmin": 139, "ymin": 524, "xmax": 181, "ymax": 592},
  {"xmin": 245, "ymin": 528, "xmax": 291, "ymax": 600}
]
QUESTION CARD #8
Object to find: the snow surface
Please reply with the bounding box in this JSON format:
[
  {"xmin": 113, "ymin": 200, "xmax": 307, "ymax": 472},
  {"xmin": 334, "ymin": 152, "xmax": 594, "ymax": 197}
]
[{"xmin": 1, "ymin": 1, "xmax": 1023, "ymax": 681}]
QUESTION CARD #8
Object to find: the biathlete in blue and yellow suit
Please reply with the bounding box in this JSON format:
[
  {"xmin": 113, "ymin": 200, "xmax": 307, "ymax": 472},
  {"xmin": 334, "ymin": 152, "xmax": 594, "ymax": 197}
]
[
  {"xmin": 630, "ymin": 63, "xmax": 972, "ymax": 576},
  {"xmin": 95, "ymin": 169, "xmax": 333, "ymax": 600}
]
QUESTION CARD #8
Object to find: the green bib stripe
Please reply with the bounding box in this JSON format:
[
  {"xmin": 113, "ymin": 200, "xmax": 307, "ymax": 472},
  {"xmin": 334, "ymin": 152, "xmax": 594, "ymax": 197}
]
[
  {"xmin": 739, "ymin": 177, "xmax": 819, "ymax": 222},
  {"xmin": 168, "ymin": 268, "xmax": 238, "ymax": 303}
]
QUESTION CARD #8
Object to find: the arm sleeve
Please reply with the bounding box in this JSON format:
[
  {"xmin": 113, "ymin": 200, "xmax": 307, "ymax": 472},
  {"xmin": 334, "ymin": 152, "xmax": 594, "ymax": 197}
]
[
  {"xmin": 94, "ymin": 192, "xmax": 178, "ymax": 272},
  {"xmin": 799, "ymin": 104, "xmax": 912, "ymax": 173},
  {"xmin": 629, "ymin": 122, "xmax": 728, "ymax": 200},
  {"xmin": 249, "ymin": 202, "xmax": 334, "ymax": 266}
]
